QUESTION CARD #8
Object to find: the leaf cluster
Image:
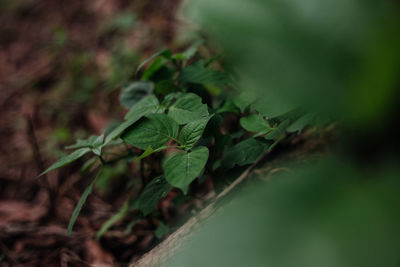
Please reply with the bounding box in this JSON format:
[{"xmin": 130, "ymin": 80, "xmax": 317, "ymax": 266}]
[{"xmin": 41, "ymin": 42, "xmax": 316, "ymax": 237}]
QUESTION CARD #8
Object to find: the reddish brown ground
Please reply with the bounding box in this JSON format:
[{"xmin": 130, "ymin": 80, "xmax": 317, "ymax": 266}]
[{"xmin": 0, "ymin": 1, "xmax": 195, "ymax": 265}]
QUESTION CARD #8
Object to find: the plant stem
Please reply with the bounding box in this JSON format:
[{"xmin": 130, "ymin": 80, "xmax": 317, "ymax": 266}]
[{"xmin": 99, "ymin": 156, "xmax": 106, "ymax": 165}]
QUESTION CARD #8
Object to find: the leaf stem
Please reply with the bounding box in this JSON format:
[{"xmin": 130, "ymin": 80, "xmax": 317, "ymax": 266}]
[{"xmin": 99, "ymin": 156, "xmax": 106, "ymax": 165}]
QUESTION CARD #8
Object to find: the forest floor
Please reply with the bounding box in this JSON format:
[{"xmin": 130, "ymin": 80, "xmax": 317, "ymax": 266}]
[{"xmin": 0, "ymin": 1, "xmax": 186, "ymax": 265}]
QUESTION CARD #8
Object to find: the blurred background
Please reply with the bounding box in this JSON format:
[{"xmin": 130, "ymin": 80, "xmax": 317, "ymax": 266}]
[{"xmin": 169, "ymin": 0, "xmax": 400, "ymax": 266}]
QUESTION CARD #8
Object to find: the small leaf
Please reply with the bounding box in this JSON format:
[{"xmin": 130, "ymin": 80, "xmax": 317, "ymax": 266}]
[
  {"xmin": 154, "ymin": 221, "xmax": 169, "ymax": 239},
  {"xmin": 240, "ymin": 114, "xmax": 271, "ymax": 133},
  {"xmin": 179, "ymin": 115, "xmax": 213, "ymax": 150},
  {"xmin": 179, "ymin": 60, "xmax": 230, "ymax": 87},
  {"xmin": 65, "ymin": 138, "xmax": 92, "ymax": 150},
  {"xmin": 66, "ymin": 135, "xmax": 103, "ymax": 150},
  {"xmin": 121, "ymin": 113, "xmax": 179, "ymax": 150},
  {"xmin": 119, "ymin": 81, "xmax": 154, "ymax": 108},
  {"xmin": 221, "ymin": 138, "xmax": 269, "ymax": 169},
  {"xmin": 40, "ymin": 148, "xmax": 91, "ymax": 176},
  {"xmin": 135, "ymin": 176, "xmax": 172, "ymax": 215},
  {"xmin": 66, "ymin": 135, "xmax": 104, "ymax": 156},
  {"xmin": 92, "ymin": 134, "xmax": 105, "ymax": 147},
  {"xmin": 136, "ymin": 49, "xmax": 171, "ymax": 74},
  {"xmin": 168, "ymin": 93, "xmax": 209, "ymax": 124},
  {"xmin": 91, "ymin": 135, "xmax": 105, "ymax": 156},
  {"xmin": 68, "ymin": 169, "xmax": 103, "ymax": 236},
  {"xmin": 164, "ymin": 146, "xmax": 209, "ymax": 193}
]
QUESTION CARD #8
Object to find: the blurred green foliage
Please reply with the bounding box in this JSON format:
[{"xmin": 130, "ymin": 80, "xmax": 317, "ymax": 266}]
[
  {"xmin": 163, "ymin": 0, "xmax": 400, "ymax": 266},
  {"xmin": 168, "ymin": 158, "xmax": 400, "ymax": 267},
  {"xmin": 189, "ymin": 0, "xmax": 400, "ymax": 126}
]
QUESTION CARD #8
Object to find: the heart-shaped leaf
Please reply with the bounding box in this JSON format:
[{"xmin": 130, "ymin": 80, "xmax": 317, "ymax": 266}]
[
  {"xmin": 168, "ymin": 93, "xmax": 209, "ymax": 124},
  {"xmin": 265, "ymin": 119, "xmax": 291, "ymax": 140},
  {"xmin": 179, "ymin": 60, "xmax": 231, "ymax": 87},
  {"xmin": 135, "ymin": 176, "xmax": 172, "ymax": 215},
  {"xmin": 164, "ymin": 146, "xmax": 209, "ymax": 193},
  {"xmin": 124, "ymin": 94, "xmax": 161, "ymax": 120},
  {"xmin": 240, "ymin": 114, "xmax": 270, "ymax": 133},
  {"xmin": 121, "ymin": 113, "xmax": 179, "ymax": 150},
  {"xmin": 179, "ymin": 115, "xmax": 213, "ymax": 150},
  {"xmin": 221, "ymin": 138, "xmax": 269, "ymax": 169},
  {"xmin": 105, "ymin": 95, "xmax": 161, "ymax": 145}
]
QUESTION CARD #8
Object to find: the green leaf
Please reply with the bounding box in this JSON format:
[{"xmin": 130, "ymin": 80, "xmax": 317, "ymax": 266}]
[
  {"xmin": 221, "ymin": 138, "xmax": 269, "ymax": 169},
  {"xmin": 68, "ymin": 169, "xmax": 102, "ymax": 236},
  {"xmin": 155, "ymin": 221, "xmax": 169, "ymax": 239},
  {"xmin": 121, "ymin": 113, "xmax": 179, "ymax": 150},
  {"xmin": 179, "ymin": 115, "xmax": 213, "ymax": 150},
  {"xmin": 96, "ymin": 200, "xmax": 129, "ymax": 239},
  {"xmin": 104, "ymin": 118, "xmax": 140, "ymax": 146},
  {"xmin": 104, "ymin": 95, "xmax": 161, "ymax": 145},
  {"xmin": 136, "ymin": 49, "xmax": 171, "ymax": 74},
  {"xmin": 240, "ymin": 114, "xmax": 270, "ymax": 133},
  {"xmin": 265, "ymin": 119, "xmax": 291, "ymax": 140},
  {"xmin": 135, "ymin": 176, "xmax": 172, "ymax": 216},
  {"xmin": 149, "ymin": 65, "xmax": 176, "ymax": 83},
  {"xmin": 168, "ymin": 93, "xmax": 209, "ymax": 124},
  {"xmin": 161, "ymin": 92, "xmax": 183, "ymax": 109},
  {"xmin": 138, "ymin": 146, "xmax": 155, "ymax": 160},
  {"xmin": 119, "ymin": 81, "xmax": 154, "ymax": 108},
  {"xmin": 124, "ymin": 94, "xmax": 161, "ymax": 120},
  {"xmin": 65, "ymin": 138, "xmax": 91, "ymax": 150},
  {"xmin": 40, "ymin": 148, "xmax": 91, "ymax": 176},
  {"xmin": 66, "ymin": 135, "xmax": 104, "ymax": 150},
  {"xmin": 179, "ymin": 60, "xmax": 231, "ymax": 87},
  {"xmin": 216, "ymin": 98, "xmax": 239, "ymax": 114},
  {"xmin": 91, "ymin": 135, "xmax": 105, "ymax": 156},
  {"xmin": 155, "ymin": 80, "xmax": 181, "ymax": 95},
  {"xmin": 181, "ymin": 40, "xmax": 203, "ymax": 61},
  {"xmin": 66, "ymin": 135, "xmax": 104, "ymax": 156},
  {"xmin": 142, "ymin": 57, "xmax": 167, "ymax": 80},
  {"xmin": 233, "ymin": 92, "xmax": 255, "ymax": 113},
  {"xmin": 164, "ymin": 146, "xmax": 209, "ymax": 193}
]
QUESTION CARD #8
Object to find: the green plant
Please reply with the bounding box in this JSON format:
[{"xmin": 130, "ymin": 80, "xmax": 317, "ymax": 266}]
[{"xmin": 41, "ymin": 41, "xmax": 314, "ymax": 237}]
